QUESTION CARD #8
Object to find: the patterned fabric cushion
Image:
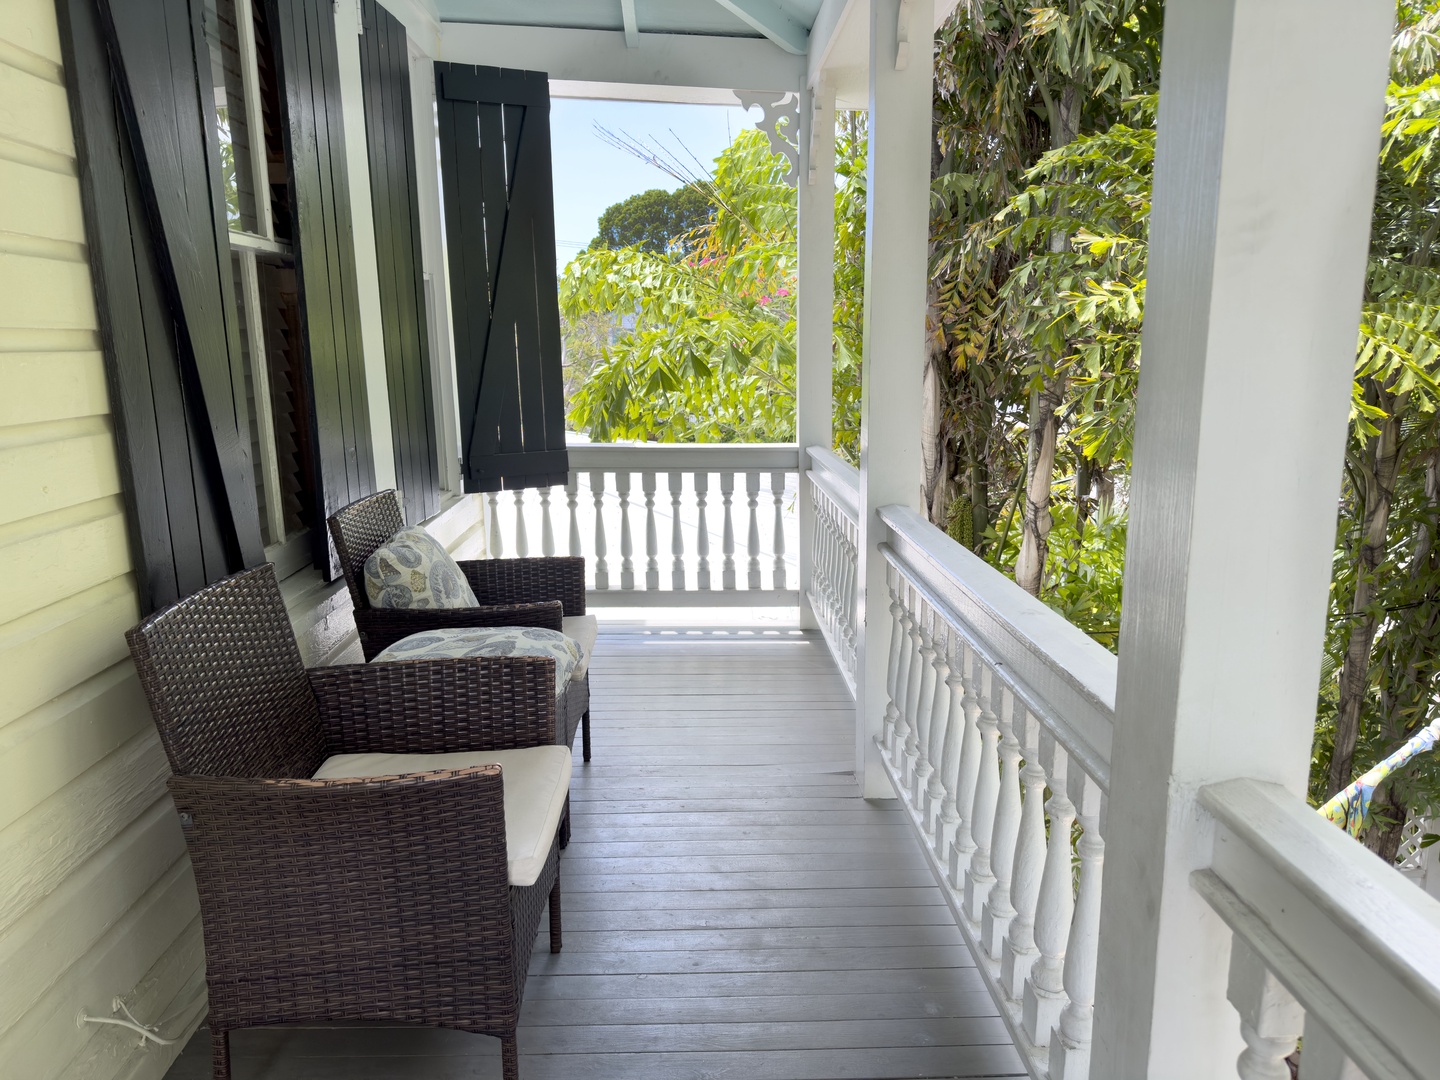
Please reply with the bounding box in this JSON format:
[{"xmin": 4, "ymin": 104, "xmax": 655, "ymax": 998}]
[
  {"xmin": 374, "ymin": 626, "xmax": 582, "ymax": 694},
  {"xmin": 363, "ymin": 526, "xmax": 479, "ymax": 610}
]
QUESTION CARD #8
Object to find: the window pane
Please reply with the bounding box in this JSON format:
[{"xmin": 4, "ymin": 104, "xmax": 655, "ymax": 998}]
[{"xmin": 204, "ymin": 0, "xmax": 258, "ymax": 233}]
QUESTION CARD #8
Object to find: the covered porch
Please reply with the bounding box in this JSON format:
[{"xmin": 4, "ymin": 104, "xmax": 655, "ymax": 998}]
[{"xmin": 162, "ymin": 624, "xmax": 1025, "ymax": 1079}]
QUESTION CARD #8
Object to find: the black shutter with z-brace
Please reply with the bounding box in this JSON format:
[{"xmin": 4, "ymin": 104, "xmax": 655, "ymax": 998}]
[
  {"xmin": 435, "ymin": 65, "xmax": 568, "ymax": 493},
  {"xmin": 56, "ymin": 0, "xmax": 265, "ymax": 613}
]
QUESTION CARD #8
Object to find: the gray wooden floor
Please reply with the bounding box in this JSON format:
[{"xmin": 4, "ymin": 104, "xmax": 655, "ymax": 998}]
[{"xmin": 164, "ymin": 628, "xmax": 1024, "ymax": 1079}]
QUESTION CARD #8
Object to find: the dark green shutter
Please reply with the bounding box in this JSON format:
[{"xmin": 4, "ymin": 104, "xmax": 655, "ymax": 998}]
[
  {"xmin": 56, "ymin": 0, "xmax": 264, "ymax": 613},
  {"xmin": 435, "ymin": 64, "xmax": 569, "ymax": 493},
  {"xmin": 359, "ymin": 0, "xmax": 440, "ymax": 525},
  {"xmin": 266, "ymin": 0, "xmax": 376, "ymax": 575}
]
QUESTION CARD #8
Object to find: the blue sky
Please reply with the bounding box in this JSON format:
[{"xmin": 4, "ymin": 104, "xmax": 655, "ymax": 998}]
[{"xmin": 549, "ymin": 98, "xmax": 755, "ymax": 271}]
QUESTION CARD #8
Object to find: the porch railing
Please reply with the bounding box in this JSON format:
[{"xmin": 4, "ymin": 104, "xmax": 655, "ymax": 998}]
[
  {"xmin": 804, "ymin": 445, "xmax": 860, "ymax": 691},
  {"xmin": 836, "ymin": 504, "xmax": 1440, "ymax": 1080},
  {"xmin": 484, "ymin": 443, "xmax": 801, "ymax": 607}
]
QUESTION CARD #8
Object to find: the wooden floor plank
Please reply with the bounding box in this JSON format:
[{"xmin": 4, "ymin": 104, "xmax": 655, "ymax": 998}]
[{"xmin": 164, "ymin": 631, "xmax": 1023, "ymax": 1079}]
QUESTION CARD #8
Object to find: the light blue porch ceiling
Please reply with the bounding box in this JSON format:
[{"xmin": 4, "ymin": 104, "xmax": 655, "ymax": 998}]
[{"xmin": 434, "ymin": 1, "xmax": 824, "ymax": 51}]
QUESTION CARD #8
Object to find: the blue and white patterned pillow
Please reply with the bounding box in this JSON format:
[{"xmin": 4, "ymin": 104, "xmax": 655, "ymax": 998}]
[
  {"xmin": 363, "ymin": 526, "xmax": 480, "ymax": 610},
  {"xmin": 374, "ymin": 626, "xmax": 582, "ymax": 694}
]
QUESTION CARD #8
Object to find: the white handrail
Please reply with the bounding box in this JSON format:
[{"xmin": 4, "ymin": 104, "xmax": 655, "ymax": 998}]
[
  {"xmin": 878, "ymin": 504, "xmax": 1114, "ymax": 790},
  {"xmin": 1197, "ymin": 779, "xmax": 1440, "ymax": 1080}
]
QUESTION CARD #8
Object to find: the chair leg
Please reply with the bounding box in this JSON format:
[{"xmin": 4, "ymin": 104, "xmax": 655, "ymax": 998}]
[
  {"xmin": 558, "ymin": 797, "xmax": 570, "ymax": 849},
  {"xmin": 582, "ymin": 708, "xmax": 591, "ymax": 762},
  {"xmin": 502, "ymin": 1034, "xmax": 519, "ymax": 1080},
  {"xmin": 549, "ymin": 878, "xmax": 563, "ymax": 953},
  {"xmin": 210, "ymin": 1026, "xmax": 230, "ymax": 1080}
]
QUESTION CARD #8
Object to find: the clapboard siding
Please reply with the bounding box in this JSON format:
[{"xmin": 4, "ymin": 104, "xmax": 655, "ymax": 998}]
[{"xmin": 0, "ymin": 6, "xmax": 201, "ymax": 1078}]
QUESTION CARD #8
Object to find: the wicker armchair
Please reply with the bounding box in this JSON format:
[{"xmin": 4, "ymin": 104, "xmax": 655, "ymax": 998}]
[
  {"xmin": 328, "ymin": 489, "xmax": 593, "ymax": 761},
  {"xmin": 127, "ymin": 565, "xmax": 563, "ymax": 1080}
]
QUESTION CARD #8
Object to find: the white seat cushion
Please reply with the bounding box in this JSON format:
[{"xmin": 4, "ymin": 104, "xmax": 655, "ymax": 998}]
[
  {"xmin": 562, "ymin": 615, "xmax": 597, "ymax": 680},
  {"xmin": 374, "ymin": 626, "xmax": 580, "ymax": 694},
  {"xmin": 312, "ymin": 746, "xmax": 571, "ymax": 887}
]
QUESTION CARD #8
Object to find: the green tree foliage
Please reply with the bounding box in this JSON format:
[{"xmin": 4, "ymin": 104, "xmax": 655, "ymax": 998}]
[
  {"xmin": 586, "ymin": 186, "xmax": 712, "ymax": 255},
  {"xmin": 561, "ymin": 130, "xmax": 798, "ymax": 443}
]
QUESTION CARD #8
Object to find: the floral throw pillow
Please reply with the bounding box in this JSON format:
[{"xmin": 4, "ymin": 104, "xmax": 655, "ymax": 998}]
[
  {"xmin": 363, "ymin": 526, "xmax": 480, "ymax": 610},
  {"xmin": 374, "ymin": 626, "xmax": 582, "ymax": 694}
]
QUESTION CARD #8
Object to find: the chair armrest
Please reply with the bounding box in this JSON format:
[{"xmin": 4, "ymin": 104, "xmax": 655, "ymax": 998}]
[
  {"xmin": 354, "ymin": 601, "xmax": 564, "ymax": 660},
  {"xmin": 459, "ymin": 557, "xmax": 586, "ymax": 616},
  {"xmin": 169, "ymin": 769, "xmax": 516, "ymax": 1030},
  {"xmin": 308, "ymin": 656, "xmax": 558, "ymax": 754}
]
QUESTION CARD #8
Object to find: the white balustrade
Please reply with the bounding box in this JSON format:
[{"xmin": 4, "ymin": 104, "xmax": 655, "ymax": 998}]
[
  {"xmin": 482, "ymin": 444, "xmax": 801, "ymax": 607},
  {"xmin": 804, "ymin": 446, "xmax": 859, "ymax": 687},
  {"xmin": 872, "ymin": 504, "xmax": 1116, "ymax": 1080}
]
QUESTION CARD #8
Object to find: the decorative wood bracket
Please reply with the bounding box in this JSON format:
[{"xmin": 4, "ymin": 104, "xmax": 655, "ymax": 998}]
[
  {"xmin": 895, "ymin": 0, "xmax": 913, "ymax": 69},
  {"xmin": 737, "ymin": 91, "xmax": 801, "ymax": 187}
]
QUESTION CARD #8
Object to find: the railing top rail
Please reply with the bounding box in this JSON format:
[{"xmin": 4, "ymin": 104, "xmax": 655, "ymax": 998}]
[
  {"xmin": 1199, "ymin": 778, "xmax": 1440, "ymax": 1079},
  {"xmin": 808, "ymin": 465, "xmax": 861, "ymax": 523},
  {"xmin": 879, "ymin": 504, "xmax": 1115, "ymax": 790},
  {"xmin": 805, "ymin": 444, "xmax": 859, "ymax": 486},
  {"xmin": 566, "ymin": 442, "xmax": 802, "ymax": 471}
]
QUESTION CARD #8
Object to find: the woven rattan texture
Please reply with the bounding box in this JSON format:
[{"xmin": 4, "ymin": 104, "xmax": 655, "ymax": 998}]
[
  {"xmin": 172, "ymin": 767, "xmax": 517, "ymax": 1031},
  {"xmin": 127, "ymin": 565, "xmax": 328, "ymax": 779},
  {"xmin": 355, "ymin": 600, "xmax": 564, "ymax": 660},
  {"xmin": 308, "ymin": 656, "xmax": 558, "ymax": 755},
  {"xmin": 462, "ymin": 556, "xmax": 587, "ymax": 615},
  {"xmin": 328, "ymin": 489, "xmax": 406, "ymax": 610}
]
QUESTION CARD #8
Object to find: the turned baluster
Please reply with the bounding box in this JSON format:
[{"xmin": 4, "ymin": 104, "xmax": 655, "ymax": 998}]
[
  {"xmin": 746, "ymin": 472, "xmax": 762, "ymax": 589},
  {"xmin": 669, "ymin": 471, "xmax": 685, "ymax": 590},
  {"xmin": 771, "ymin": 471, "xmax": 787, "ymax": 589},
  {"xmin": 720, "ymin": 472, "xmax": 737, "ymax": 590},
  {"xmin": 910, "ymin": 606, "xmax": 938, "ymax": 810},
  {"xmin": 487, "ymin": 491, "xmax": 502, "ymax": 557},
  {"xmin": 900, "ymin": 590, "xmax": 927, "ymax": 787},
  {"xmin": 1023, "ymin": 739, "xmax": 1076, "ymax": 1050},
  {"xmin": 566, "ymin": 476, "xmax": 581, "ymax": 557},
  {"xmin": 539, "ymin": 487, "xmax": 555, "ymax": 556},
  {"xmin": 590, "ymin": 470, "xmax": 609, "ymax": 592},
  {"xmin": 1002, "ymin": 705, "xmax": 1046, "ymax": 1000},
  {"xmin": 842, "ymin": 523, "xmax": 859, "ymax": 668},
  {"xmin": 512, "ymin": 490, "xmax": 529, "ymax": 557},
  {"xmin": 1228, "ymin": 938, "xmax": 1304, "ymax": 1080},
  {"xmin": 695, "ymin": 472, "xmax": 711, "ymax": 590},
  {"xmin": 923, "ymin": 622, "xmax": 952, "ymax": 832},
  {"xmin": 642, "ymin": 472, "xmax": 659, "ymax": 590},
  {"xmin": 947, "ymin": 642, "xmax": 983, "ymax": 889},
  {"xmin": 1051, "ymin": 772, "xmax": 1105, "ymax": 1080},
  {"xmin": 963, "ymin": 665, "xmax": 1001, "ymax": 925},
  {"xmin": 882, "ymin": 563, "xmax": 905, "ymax": 754},
  {"xmin": 982, "ymin": 687, "xmax": 1023, "ymax": 959},
  {"xmin": 616, "ymin": 471, "xmax": 634, "ymax": 590},
  {"xmin": 889, "ymin": 584, "xmax": 917, "ymax": 771},
  {"xmin": 933, "ymin": 633, "xmax": 967, "ymax": 864}
]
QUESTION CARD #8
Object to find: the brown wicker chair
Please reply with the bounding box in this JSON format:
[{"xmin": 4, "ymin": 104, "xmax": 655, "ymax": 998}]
[
  {"xmin": 328, "ymin": 489, "xmax": 593, "ymax": 761},
  {"xmin": 127, "ymin": 565, "xmax": 562, "ymax": 1080}
]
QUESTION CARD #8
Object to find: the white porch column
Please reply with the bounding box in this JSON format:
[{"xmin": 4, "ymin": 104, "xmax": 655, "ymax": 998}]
[
  {"xmin": 796, "ymin": 79, "xmax": 836, "ymax": 631},
  {"xmin": 854, "ymin": 0, "xmax": 933, "ymax": 797},
  {"xmin": 1093, "ymin": 0, "xmax": 1394, "ymax": 1074}
]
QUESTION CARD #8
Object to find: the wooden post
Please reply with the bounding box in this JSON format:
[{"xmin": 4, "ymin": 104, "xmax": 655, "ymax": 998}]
[
  {"xmin": 854, "ymin": 0, "xmax": 933, "ymax": 797},
  {"xmin": 1092, "ymin": 0, "xmax": 1394, "ymax": 1073},
  {"xmin": 796, "ymin": 80, "xmax": 836, "ymax": 630}
]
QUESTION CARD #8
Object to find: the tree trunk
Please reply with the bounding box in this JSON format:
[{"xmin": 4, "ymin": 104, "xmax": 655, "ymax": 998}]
[
  {"xmin": 1015, "ymin": 374, "xmax": 1063, "ymax": 595},
  {"xmin": 969, "ymin": 458, "xmax": 990, "ymax": 554},
  {"xmin": 1328, "ymin": 403, "xmax": 1404, "ymax": 797},
  {"xmin": 1013, "ymin": 83, "xmax": 1080, "ymax": 595}
]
